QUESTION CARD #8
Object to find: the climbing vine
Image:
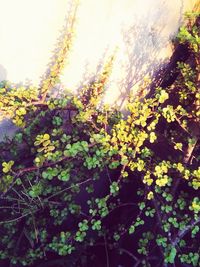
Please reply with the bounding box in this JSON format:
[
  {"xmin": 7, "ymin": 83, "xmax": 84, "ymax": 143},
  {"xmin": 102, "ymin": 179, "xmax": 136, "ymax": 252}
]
[{"xmin": 0, "ymin": 11, "xmax": 199, "ymax": 267}]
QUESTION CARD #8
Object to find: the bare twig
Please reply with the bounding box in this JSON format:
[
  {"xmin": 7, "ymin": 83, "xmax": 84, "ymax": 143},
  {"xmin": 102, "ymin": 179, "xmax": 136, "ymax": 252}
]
[
  {"xmin": 120, "ymin": 248, "xmax": 140, "ymax": 266},
  {"xmin": 45, "ymin": 178, "xmax": 92, "ymax": 200},
  {"xmin": 0, "ymin": 212, "xmax": 33, "ymax": 224},
  {"xmin": 172, "ymin": 216, "xmax": 200, "ymax": 246}
]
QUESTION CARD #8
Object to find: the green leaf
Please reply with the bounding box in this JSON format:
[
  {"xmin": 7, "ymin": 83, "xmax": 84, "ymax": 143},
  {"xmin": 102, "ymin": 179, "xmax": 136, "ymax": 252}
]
[
  {"xmin": 167, "ymin": 247, "xmax": 177, "ymax": 264},
  {"xmin": 110, "ymin": 182, "xmax": 119, "ymax": 194}
]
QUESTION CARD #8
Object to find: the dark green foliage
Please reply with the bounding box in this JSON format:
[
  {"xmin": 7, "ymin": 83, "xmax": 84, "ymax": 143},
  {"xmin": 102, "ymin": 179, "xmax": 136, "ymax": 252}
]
[{"xmin": 0, "ymin": 12, "xmax": 199, "ymax": 267}]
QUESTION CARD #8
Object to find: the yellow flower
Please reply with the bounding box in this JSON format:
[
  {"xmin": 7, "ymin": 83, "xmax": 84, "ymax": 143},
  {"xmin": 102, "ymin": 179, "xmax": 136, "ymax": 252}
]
[
  {"xmin": 192, "ymin": 200, "xmax": 200, "ymax": 213},
  {"xmin": 2, "ymin": 161, "xmax": 14, "ymax": 173},
  {"xmin": 147, "ymin": 191, "xmax": 154, "ymax": 200},
  {"xmin": 16, "ymin": 107, "xmax": 26, "ymax": 116},
  {"xmin": 143, "ymin": 172, "xmax": 153, "ymax": 186},
  {"xmin": 156, "ymin": 175, "xmax": 168, "ymax": 187}
]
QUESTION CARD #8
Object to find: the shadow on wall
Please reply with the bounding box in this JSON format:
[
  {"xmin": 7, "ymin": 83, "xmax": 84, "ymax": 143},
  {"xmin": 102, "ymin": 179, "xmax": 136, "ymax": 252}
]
[
  {"xmin": 116, "ymin": 22, "xmax": 167, "ymax": 108},
  {"xmin": 113, "ymin": 0, "xmax": 185, "ymax": 108}
]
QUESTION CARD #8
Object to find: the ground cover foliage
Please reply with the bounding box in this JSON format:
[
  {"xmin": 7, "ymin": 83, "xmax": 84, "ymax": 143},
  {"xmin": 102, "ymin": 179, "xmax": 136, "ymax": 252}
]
[{"xmin": 0, "ymin": 9, "xmax": 199, "ymax": 267}]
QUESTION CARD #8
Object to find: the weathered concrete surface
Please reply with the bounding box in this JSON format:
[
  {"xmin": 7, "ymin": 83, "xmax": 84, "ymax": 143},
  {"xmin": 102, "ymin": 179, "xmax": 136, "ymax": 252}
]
[{"xmin": 0, "ymin": 0, "xmax": 199, "ymax": 141}]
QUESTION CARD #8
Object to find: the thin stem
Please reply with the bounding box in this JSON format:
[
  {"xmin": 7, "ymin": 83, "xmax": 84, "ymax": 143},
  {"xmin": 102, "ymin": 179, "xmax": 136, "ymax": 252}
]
[
  {"xmin": 0, "ymin": 212, "xmax": 32, "ymax": 224},
  {"xmin": 120, "ymin": 248, "xmax": 140, "ymax": 266},
  {"xmin": 46, "ymin": 178, "xmax": 92, "ymax": 200},
  {"xmin": 172, "ymin": 216, "xmax": 200, "ymax": 246},
  {"xmin": 104, "ymin": 234, "xmax": 110, "ymax": 267}
]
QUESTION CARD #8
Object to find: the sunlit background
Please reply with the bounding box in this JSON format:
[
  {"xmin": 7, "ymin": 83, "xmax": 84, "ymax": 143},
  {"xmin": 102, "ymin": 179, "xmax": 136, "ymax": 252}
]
[{"xmin": 0, "ymin": 0, "xmax": 197, "ymax": 107}]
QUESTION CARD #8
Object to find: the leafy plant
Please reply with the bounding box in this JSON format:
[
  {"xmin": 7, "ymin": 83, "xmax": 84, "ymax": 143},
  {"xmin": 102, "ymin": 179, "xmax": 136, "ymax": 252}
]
[{"xmin": 0, "ymin": 11, "xmax": 199, "ymax": 267}]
